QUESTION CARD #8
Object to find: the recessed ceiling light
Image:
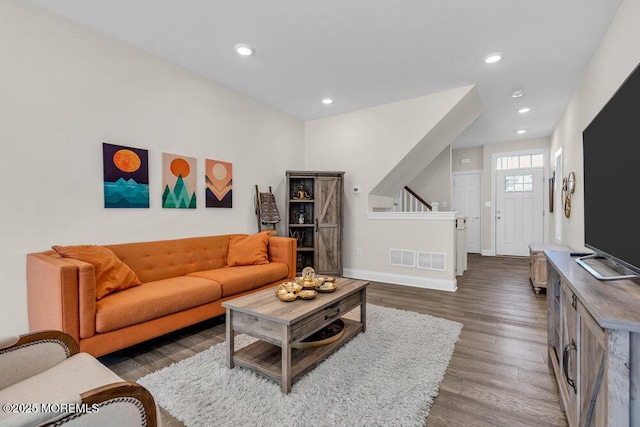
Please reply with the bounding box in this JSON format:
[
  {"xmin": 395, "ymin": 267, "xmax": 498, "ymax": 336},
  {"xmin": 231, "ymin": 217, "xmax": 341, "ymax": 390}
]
[
  {"xmin": 512, "ymin": 90, "xmax": 524, "ymax": 98},
  {"xmin": 234, "ymin": 43, "xmax": 254, "ymax": 56},
  {"xmin": 518, "ymin": 107, "xmax": 531, "ymax": 114},
  {"xmin": 321, "ymin": 98, "xmax": 333, "ymax": 105},
  {"xmin": 517, "ymin": 129, "xmax": 527, "ymax": 134},
  {"xmin": 484, "ymin": 53, "xmax": 502, "ymax": 64}
]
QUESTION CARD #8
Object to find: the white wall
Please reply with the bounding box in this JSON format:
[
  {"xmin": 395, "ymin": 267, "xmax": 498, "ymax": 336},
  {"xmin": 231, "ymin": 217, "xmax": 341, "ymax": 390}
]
[
  {"xmin": 407, "ymin": 146, "xmax": 452, "ymax": 211},
  {"xmin": 550, "ymin": 0, "xmax": 640, "ymax": 250},
  {"xmin": 451, "ymin": 139, "xmax": 552, "ymax": 255},
  {"xmin": 481, "ymin": 138, "xmax": 550, "ymax": 253},
  {"xmin": 6, "ymin": 0, "xmax": 636, "ymax": 336},
  {"xmin": 0, "ymin": 1, "xmax": 304, "ymax": 335},
  {"xmin": 368, "ymin": 86, "xmax": 481, "ymax": 197},
  {"xmin": 452, "ymin": 147, "xmax": 483, "ymax": 172},
  {"xmin": 304, "ymin": 87, "xmax": 478, "ymax": 286}
]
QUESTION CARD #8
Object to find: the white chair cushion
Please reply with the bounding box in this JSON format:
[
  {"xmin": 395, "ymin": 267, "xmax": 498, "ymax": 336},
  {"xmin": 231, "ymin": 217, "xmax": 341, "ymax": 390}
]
[
  {"xmin": 0, "ymin": 395, "xmax": 81, "ymax": 427},
  {"xmin": 0, "ymin": 353, "xmax": 122, "ymax": 422}
]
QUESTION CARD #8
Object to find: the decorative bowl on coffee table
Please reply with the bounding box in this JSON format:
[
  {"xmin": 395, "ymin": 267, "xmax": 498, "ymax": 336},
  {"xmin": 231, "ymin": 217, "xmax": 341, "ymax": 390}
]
[
  {"xmin": 298, "ymin": 289, "xmax": 318, "ymax": 300},
  {"xmin": 275, "ymin": 287, "xmax": 297, "ymax": 301},
  {"xmin": 292, "ymin": 319, "xmax": 345, "ymax": 349},
  {"xmin": 281, "ymin": 282, "xmax": 303, "ymax": 293},
  {"xmin": 316, "ymin": 281, "xmax": 338, "ymax": 293}
]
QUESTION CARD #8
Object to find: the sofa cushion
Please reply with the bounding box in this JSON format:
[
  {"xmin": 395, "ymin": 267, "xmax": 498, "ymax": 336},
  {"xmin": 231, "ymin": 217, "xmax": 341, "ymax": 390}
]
[
  {"xmin": 226, "ymin": 231, "xmax": 271, "ymax": 267},
  {"xmin": 187, "ymin": 263, "xmax": 288, "ymax": 297},
  {"xmin": 106, "ymin": 235, "xmax": 231, "ymax": 283},
  {"xmin": 95, "ymin": 277, "xmax": 222, "ymax": 333},
  {"xmin": 52, "ymin": 245, "xmax": 142, "ymax": 300}
]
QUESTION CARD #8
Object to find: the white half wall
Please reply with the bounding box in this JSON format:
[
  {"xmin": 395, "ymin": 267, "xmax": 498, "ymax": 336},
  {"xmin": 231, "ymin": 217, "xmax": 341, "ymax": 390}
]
[
  {"xmin": 344, "ymin": 212, "xmax": 458, "ymax": 292},
  {"xmin": 0, "ymin": 1, "xmax": 304, "ymax": 335}
]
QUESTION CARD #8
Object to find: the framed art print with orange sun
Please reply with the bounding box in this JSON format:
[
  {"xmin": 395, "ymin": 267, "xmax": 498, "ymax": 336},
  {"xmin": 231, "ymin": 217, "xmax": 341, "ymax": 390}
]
[
  {"xmin": 103, "ymin": 143, "xmax": 149, "ymax": 208},
  {"xmin": 205, "ymin": 159, "xmax": 232, "ymax": 208},
  {"xmin": 162, "ymin": 153, "xmax": 197, "ymax": 209}
]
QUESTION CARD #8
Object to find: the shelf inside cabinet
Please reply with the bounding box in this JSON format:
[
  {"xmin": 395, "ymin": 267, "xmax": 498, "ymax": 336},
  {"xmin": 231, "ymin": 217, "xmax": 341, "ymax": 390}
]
[{"xmin": 286, "ymin": 170, "xmax": 343, "ymax": 276}]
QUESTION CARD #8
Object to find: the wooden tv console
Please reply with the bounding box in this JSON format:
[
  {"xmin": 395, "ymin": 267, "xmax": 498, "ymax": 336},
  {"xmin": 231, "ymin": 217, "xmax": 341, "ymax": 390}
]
[{"xmin": 545, "ymin": 250, "xmax": 640, "ymax": 426}]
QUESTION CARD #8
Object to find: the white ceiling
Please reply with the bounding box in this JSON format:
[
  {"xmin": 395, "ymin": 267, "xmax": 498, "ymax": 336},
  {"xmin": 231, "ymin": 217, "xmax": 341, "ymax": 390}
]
[{"xmin": 27, "ymin": 0, "xmax": 622, "ymax": 148}]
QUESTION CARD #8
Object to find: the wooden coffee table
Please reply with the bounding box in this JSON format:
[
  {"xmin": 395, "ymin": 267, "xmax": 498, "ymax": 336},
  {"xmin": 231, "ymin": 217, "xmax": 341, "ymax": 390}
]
[{"xmin": 222, "ymin": 278, "xmax": 368, "ymax": 393}]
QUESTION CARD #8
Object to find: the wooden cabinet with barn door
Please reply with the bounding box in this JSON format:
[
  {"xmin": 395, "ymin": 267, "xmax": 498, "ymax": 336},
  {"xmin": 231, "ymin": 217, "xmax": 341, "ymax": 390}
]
[
  {"xmin": 546, "ymin": 250, "xmax": 640, "ymax": 426},
  {"xmin": 286, "ymin": 171, "xmax": 344, "ymax": 276}
]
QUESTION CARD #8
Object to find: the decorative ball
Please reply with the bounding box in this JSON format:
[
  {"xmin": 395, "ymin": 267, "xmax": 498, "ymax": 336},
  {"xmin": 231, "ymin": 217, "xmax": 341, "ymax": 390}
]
[{"xmin": 301, "ymin": 266, "xmax": 315, "ymax": 280}]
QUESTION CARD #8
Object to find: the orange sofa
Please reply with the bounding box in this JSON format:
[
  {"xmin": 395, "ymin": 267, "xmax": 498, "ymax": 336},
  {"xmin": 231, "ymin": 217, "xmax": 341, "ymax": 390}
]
[{"xmin": 26, "ymin": 234, "xmax": 296, "ymax": 357}]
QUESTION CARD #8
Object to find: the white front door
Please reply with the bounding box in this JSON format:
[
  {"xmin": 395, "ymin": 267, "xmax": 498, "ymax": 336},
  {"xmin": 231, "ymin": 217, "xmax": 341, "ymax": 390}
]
[
  {"xmin": 454, "ymin": 172, "xmax": 481, "ymax": 253},
  {"xmin": 496, "ymin": 168, "xmax": 544, "ymax": 256}
]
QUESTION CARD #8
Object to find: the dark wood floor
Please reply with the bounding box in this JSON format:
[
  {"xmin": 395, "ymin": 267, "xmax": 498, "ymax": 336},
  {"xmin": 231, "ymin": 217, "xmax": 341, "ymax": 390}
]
[{"xmin": 100, "ymin": 254, "xmax": 567, "ymax": 426}]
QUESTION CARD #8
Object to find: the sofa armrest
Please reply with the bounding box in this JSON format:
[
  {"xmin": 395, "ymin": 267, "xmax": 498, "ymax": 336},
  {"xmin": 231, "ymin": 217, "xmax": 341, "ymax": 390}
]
[
  {"xmin": 0, "ymin": 336, "xmax": 19, "ymax": 350},
  {"xmin": 2, "ymin": 382, "xmax": 159, "ymax": 427},
  {"xmin": 73, "ymin": 382, "xmax": 159, "ymax": 427},
  {"xmin": 0, "ymin": 330, "xmax": 79, "ymax": 389},
  {"xmin": 27, "ymin": 253, "xmax": 98, "ymax": 342},
  {"xmin": 268, "ymin": 236, "xmax": 297, "ymax": 279}
]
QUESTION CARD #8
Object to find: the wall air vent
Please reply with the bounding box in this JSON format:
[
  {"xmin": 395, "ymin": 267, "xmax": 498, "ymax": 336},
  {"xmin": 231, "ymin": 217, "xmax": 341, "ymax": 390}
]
[
  {"xmin": 389, "ymin": 249, "xmax": 416, "ymax": 268},
  {"xmin": 417, "ymin": 251, "xmax": 446, "ymax": 271}
]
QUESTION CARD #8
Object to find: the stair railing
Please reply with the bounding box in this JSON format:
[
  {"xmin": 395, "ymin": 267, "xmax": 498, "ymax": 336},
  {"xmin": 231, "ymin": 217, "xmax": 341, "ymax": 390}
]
[{"xmin": 395, "ymin": 186, "xmax": 432, "ymax": 212}]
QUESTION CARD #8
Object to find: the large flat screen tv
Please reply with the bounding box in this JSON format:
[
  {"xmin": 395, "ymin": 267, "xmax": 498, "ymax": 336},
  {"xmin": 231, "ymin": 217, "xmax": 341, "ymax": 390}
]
[{"xmin": 579, "ymin": 63, "xmax": 640, "ymax": 280}]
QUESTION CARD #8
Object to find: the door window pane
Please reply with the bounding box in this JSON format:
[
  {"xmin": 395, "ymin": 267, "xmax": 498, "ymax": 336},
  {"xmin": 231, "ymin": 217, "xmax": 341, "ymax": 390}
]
[
  {"xmin": 507, "ymin": 156, "xmax": 519, "ymax": 169},
  {"xmin": 505, "ymin": 175, "xmax": 534, "ymax": 192},
  {"xmin": 520, "ymin": 155, "xmax": 532, "ymax": 168},
  {"xmin": 532, "ymin": 154, "xmax": 544, "ymax": 167}
]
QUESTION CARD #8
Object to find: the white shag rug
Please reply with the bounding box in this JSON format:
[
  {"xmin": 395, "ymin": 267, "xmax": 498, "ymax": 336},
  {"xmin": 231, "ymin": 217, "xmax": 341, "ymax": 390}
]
[{"xmin": 138, "ymin": 304, "xmax": 462, "ymax": 427}]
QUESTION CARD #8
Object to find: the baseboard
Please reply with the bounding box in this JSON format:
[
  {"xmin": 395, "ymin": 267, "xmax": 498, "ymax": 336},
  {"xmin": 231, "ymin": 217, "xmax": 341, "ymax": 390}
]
[
  {"xmin": 343, "ymin": 268, "xmax": 457, "ymax": 292},
  {"xmin": 481, "ymin": 250, "xmax": 494, "ymax": 256}
]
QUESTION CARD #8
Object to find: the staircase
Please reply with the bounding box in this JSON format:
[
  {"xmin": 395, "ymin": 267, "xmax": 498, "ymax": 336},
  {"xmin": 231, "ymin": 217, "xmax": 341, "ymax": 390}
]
[{"xmin": 394, "ymin": 186, "xmax": 433, "ymax": 212}]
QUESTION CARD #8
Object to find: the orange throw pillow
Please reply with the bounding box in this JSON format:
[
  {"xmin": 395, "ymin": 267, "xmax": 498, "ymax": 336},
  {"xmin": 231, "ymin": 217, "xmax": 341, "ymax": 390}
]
[
  {"xmin": 52, "ymin": 245, "xmax": 142, "ymax": 300},
  {"xmin": 226, "ymin": 231, "xmax": 271, "ymax": 267}
]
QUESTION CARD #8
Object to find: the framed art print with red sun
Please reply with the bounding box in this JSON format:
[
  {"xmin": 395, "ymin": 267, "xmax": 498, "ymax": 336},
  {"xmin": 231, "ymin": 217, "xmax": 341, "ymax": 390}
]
[
  {"xmin": 205, "ymin": 159, "xmax": 232, "ymax": 208},
  {"xmin": 162, "ymin": 153, "xmax": 197, "ymax": 209},
  {"xmin": 103, "ymin": 143, "xmax": 149, "ymax": 208}
]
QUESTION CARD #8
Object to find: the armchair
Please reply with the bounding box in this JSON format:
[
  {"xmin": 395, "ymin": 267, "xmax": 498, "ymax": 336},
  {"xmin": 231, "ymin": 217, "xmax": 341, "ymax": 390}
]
[{"xmin": 0, "ymin": 330, "xmax": 158, "ymax": 426}]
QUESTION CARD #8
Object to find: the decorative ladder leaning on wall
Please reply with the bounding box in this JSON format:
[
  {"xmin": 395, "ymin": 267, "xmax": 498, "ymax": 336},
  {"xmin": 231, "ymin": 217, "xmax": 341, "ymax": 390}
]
[{"xmin": 255, "ymin": 185, "xmax": 281, "ymax": 232}]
